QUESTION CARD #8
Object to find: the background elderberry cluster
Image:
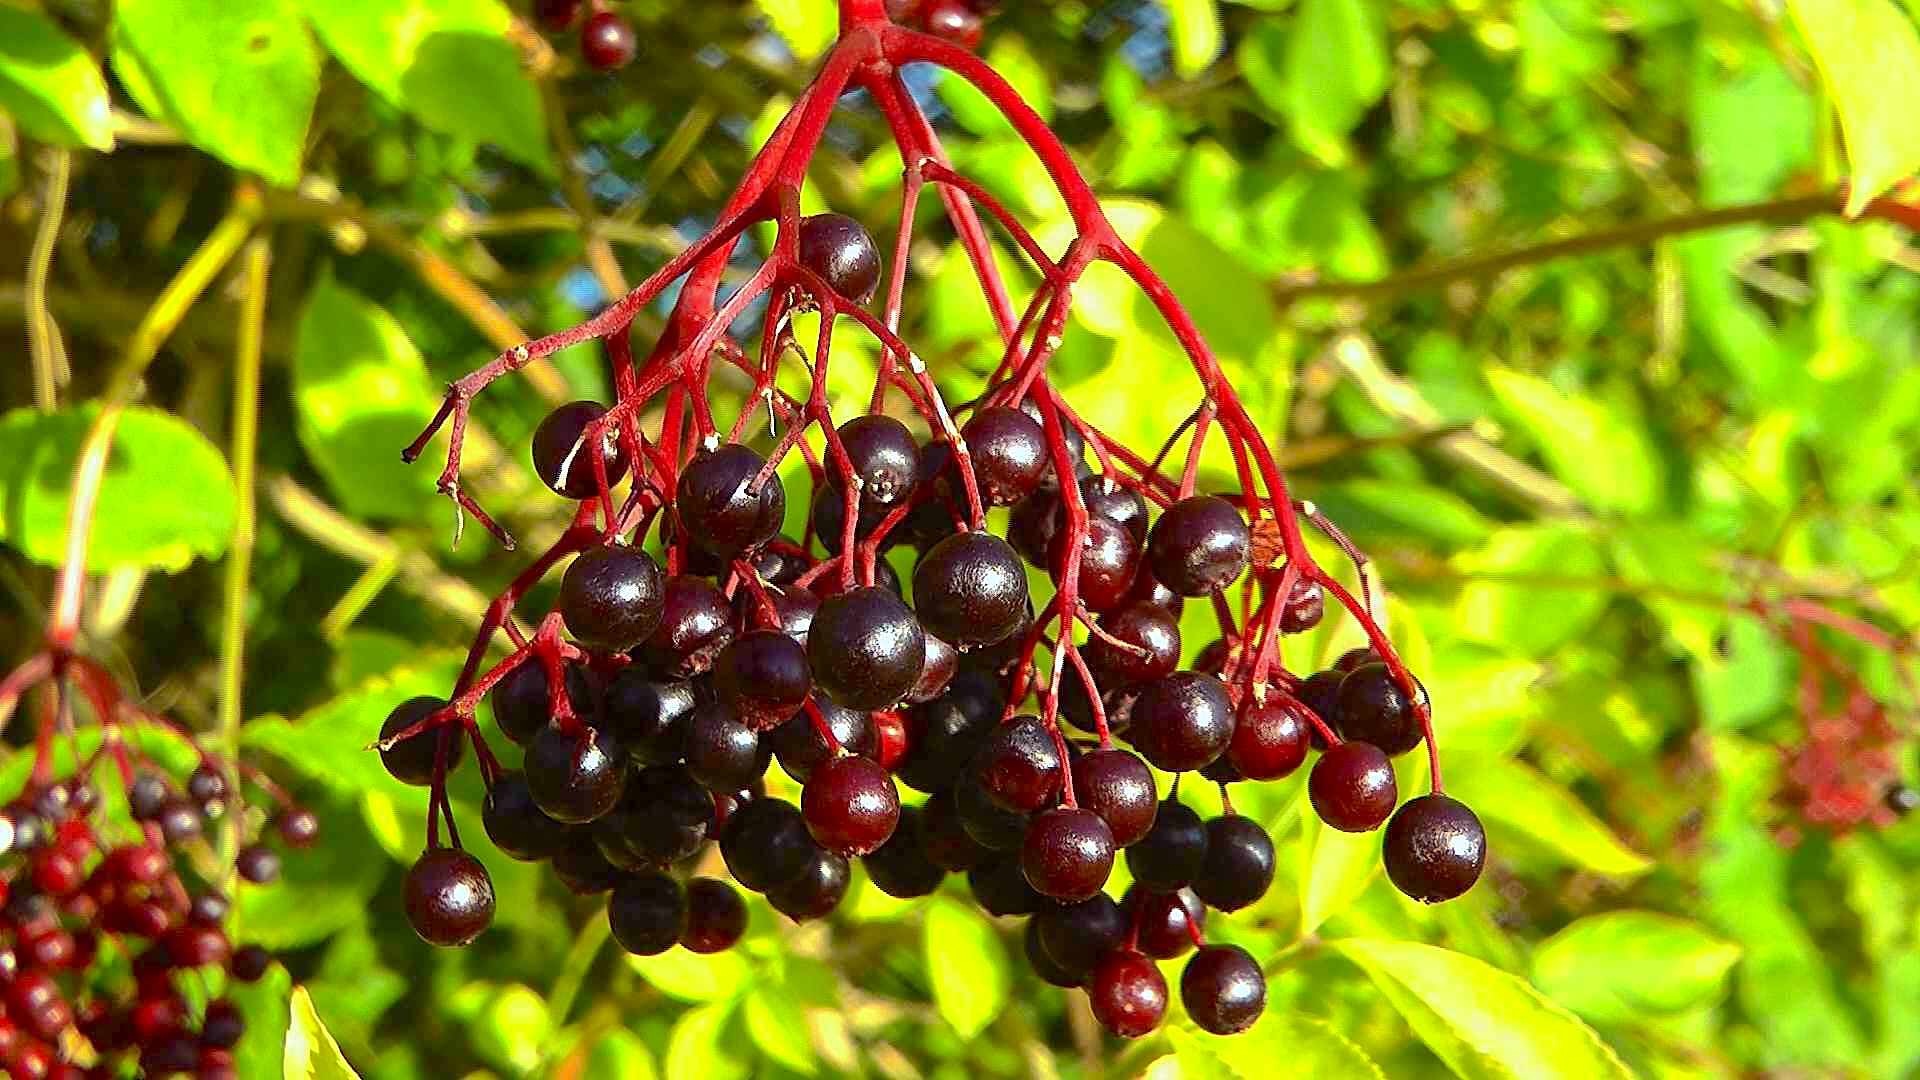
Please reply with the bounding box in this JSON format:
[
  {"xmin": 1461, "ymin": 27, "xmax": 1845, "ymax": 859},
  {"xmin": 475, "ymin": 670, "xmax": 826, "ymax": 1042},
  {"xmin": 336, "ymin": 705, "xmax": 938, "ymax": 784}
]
[{"xmin": 4, "ymin": 0, "xmax": 1920, "ymax": 1075}]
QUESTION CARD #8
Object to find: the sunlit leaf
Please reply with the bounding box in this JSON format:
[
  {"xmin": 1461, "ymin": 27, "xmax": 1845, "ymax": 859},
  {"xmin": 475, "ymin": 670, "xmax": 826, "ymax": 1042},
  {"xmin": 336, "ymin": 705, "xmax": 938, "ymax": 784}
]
[
  {"xmin": 1169, "ymin": 1011, "xmax": 1385, "ymax": 1077},
  {"xmin": 0, "ymin": 405, "xmax": 235, "ymax": 573},
  {"xmin": 1282, "ymin": 0, "xmax": 1388, "ymax": 163},
  {"xmin": 1335, "ymin": 939, "xmax": 1634, "ymax": 1080},
  {"xmin": 1485, "ymin": 368, "xmax": 1661, "ymax": 515},
  {"xmin": 923, "ymin": 896, "xmax": 1010, "ymax": 1038},
  {"xmin": 1789, "ymin": 0, "xmax": 1920, "ymax": 213},
  {"xmin": 1532, "ymin": 911, "xmax": 1741, "ymax": 1023},
  {"xmin": 0, "ymin": 6, "xmax": 114, "ymax": 150},
  {"xmin": 285, "ymin": 986, "xmax": 363, "ymax": 1080},
  {"xmin": 1164, "ymin": 0, "xmax": 1224, "ymax": 78},
  {"xmin": 1446, "ymin": 757, "xmax": 1652, "ymax": 878}
]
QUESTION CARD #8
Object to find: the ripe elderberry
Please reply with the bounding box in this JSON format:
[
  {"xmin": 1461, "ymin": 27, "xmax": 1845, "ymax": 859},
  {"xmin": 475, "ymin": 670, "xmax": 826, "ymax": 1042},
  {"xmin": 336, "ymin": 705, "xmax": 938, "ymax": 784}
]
[
  {"xmin": 802, "ymin": 754, "xmax": 900, "ymax": 856},
  {"xmin": 608, "ymin": 872, "xmax": 688, "ymax": 956},
  {"xmin": 1022, "ymin": 806, "xmax": 1115, "ymax": 901},
  {"xmin": 559, "ymin": 545, "xmax": 666, "ymax": 652},
  {"xmin": 1182, "ymin": 944, "xmax": 1267, "ymax": 1035},
  {"xmin": 713, "ymin": 631, "xmax": 813, "ymax": 731},
  {"xmin": 1127, "ymin": 798, "xmax": 1208, "ymax": 893},
  {"xmin": 808, "ymin": 586, "xmax": 926, "ymax": 710},
  {"xmin": 532, "ymin": 401, "xmax": 629, "ymax": 499},
  {"xmin": 960, "ymin": 407, "xmax": 1048, "ymax": 506},
  {"xmin": 1228, "ymin": 698, "xmax": 1310, "ymax": 781},
  {"xmin": 973, "ymin": 715, "xmax": 1063, "ymax": 813},
  {"xmin": 830, "ymin": 415, "xmax": 921, "ymax": 507},
  {"xmin": 1131, "ymin": 672, "xmax": 1236, "ymax": 773},
  {"xmin": 682, "ymin": 878, "xmax": 749, "ymax": 953},
  {"xmin": 863, "ymin": 806, "xmax": 946, "ymax": 898},
  {"xmin": 1147, "ymin": 496, "xmax": 1251, "ymax": 596},
  {"xmin": 798, "ymin": 213, "xmax": 883, "ymax": 303},
  {"xmin": 1309, "ymin": 741, "xmax": 1398, "ymax": 833},
  {"xmin": 524, "ymin": 724, "xmax": 628, "ymax": 824},
  {"xmin": 580, "ymin": 12, "xmax": 638, "ymax": 71},
  {"xmin": 1071, "ymin": 748, "xmax": 1157, "ymax": 847},
  {"xmin": 676, "ymin": 445, "xmax": 786, "ymax": 560},
  {"xmin": 720, "ymin": 798, "xmax": 816, "ymax": 893},
  {"xmin": 1088, "ymin": 950, "xmax": 1168, "ymax": 1039},
  {"xmin": 404, "ymin": 848, "xmax": 495, "ymax": 947},
  {"xmin": 912, "ymin": 531, "xmax": 1030, "ymax": 646},
  {"xmin": 1382, "ymin": 794, "xmax": 1486, "ymax": 902},
  {"xmin": 1336, "ymin": 662, "xmax": 1429, "ymax": 757},
  {"xmin": 1191, "ymin": 815, "xmax": 1275, "ymax": 912},
  {"xmin": 768, "ymin": 847, "xmax": 852, "ymax": 922}
]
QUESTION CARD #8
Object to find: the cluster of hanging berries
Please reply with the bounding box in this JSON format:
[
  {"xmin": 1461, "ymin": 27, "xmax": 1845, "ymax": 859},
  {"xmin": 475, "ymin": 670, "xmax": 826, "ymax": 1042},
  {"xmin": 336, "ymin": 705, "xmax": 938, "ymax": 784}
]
[
  {"xmin": 0, "ymin": 651, "xmax": 312, "ymax": 1077},
  {"xmin": 533, "ymin": 0, "xmax": 637, "ymax": 73},
  {"xmin": 385, "ymin": 0, "xmax": 1485, "ymax": 1040},
  {"xmin": 1762, "ymin": 600, "xmax": 1918, "ymax": 834}
]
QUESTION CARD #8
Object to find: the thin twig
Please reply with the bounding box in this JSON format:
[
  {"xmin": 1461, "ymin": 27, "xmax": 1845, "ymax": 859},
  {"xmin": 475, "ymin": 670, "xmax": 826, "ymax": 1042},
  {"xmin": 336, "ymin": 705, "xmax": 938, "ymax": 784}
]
[{"xmin": 25, "ymin": 148, "xmax": 71, "ymax": 413}]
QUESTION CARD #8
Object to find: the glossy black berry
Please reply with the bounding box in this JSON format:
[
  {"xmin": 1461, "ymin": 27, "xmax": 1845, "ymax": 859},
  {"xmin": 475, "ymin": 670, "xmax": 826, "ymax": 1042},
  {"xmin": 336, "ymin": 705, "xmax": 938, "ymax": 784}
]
[
  {"xmin": 912, "ymin": 532, "xmax": 1030, "ymax": 646},
  {"xmin": 1309, "ymin": 741, "xmax": 1398, "ymax": 833},
  {"xmin": 898, "ymin": 668, "xmax": 1002, "ymax": 793},
  {"xmin": 482, "ymin": 772, "xmax": 567, "ymax": 861},
  {"xmin": 614, "ymin": 766, "xmax": 716, "ymax": 865},
  {"xmin": 967, "ymin": 854, "xmax": 1044, "ymax": 917},
  {"xmin": 1027, "ymin": 918, "xmax": 1088, "ymax": 988},
  {"xmin": 676, "ymin": 445, "xmax": 786, "ymax": 560},
  {"xmin": 720, "ymin": 798, "xmax": 816, "ymax": 893},
  {"xmin": 1296, "ymin": 668, "xmax": 1343, "ymax": 749},
  {"xmin": 1022, "ymin": 806, "xmax": 1115, "ymax": 901},
  {"xmin": 830, "ymin": 415, "xmax": 921, "ymax": 507},
  {"xmin": 682, "ymin": 877, "xmax": 749, "ymax": 953},
  {"xmin": 525, "ymin": 725, "xmax": 628, "ymax": 824},
  {"xmin": 1182, "ymin": 944, "xmax": 1266, "ymax": 1035},
  {"xmin": 798, "ymin": 213, "xmax": 882, "ymax": 304},
  {"xmin": 1336, "ymin": 663, "xmax": 1429, "ymax": 757},
  {"xmin": 1035, "ymin": 894, "xmax": 1128, "ymax": 977},
  {"xmin": 379, "ymin": 697, "xmax": 461, "ymax": 786},
  {"xmin": 685, "ymin": 702, "xmax": 771, "ymax": 793},
  {"xmin": 1088, "ymin": 950, "xmax": 1167, "ymax": 1039},
  {"xmin": 1127, "ymin": 799, "xmax": 1208, "ymax": 893},
  {"xmin": 803, "ymin": 754, "xmax": 900, "ymax": 856},
  {"xmin": 1084, "ymin": 604, "xmax": 1181, "ymax": 687},
  {"xmin": 236, "ymin": 845, "xmax": 281, "ymax": 885},
  {"xmin": 808, "ymin": 586, "xmax": 926, "ymax": 710},
  {"xmin": 404, "ymin": 848, "xmax": 494, "ymax": 947},
  {"xmin": 604, "ymin": 673, "xmax": 698, "ymax": 765},
  {"xmin": 862, "ymin": 806, "xmax": 946, "ymax": 898},
  {"xmin": 1192, "ymin": 815, "xmax": 1274, "ymax": 912},
  {"xmin": 713, "ymin": 631, "xmax": 813, "ymax": 731},
  {"xmin": 1050, "ymin": 514, "xmax": 1141, "ymax": 614},
  {"xmin": 607, "ymin": 871, "xmax": 686, "ymax": 956},
  {"xmin": 1147, "ymin": 496, "xmax": 1250, "ymax": 596},
  {"xmin": 1130, "ymin": 887, "xmax": 1204, "ymax": 959},
  {"xmin": 187, "ymin": 765, "xmax": 228, "ymax": 807},
  {"xmin": 960, "ymin": 407, "xmax": 1048, "ymax": 506},
  {"xmin": 956, "ymin": 773, "xmax": 1030, "ymax": 851},
  {"xmin": 532, "ymin": 401, "xmax": 630, "ymax": 499},
  {"xmin": 551, "ymin": 832, "xmax": 624, "ymax": 894},
  {"xmin": 917, "ymin": 786, "xmax": 988, "ymax": 872},
  {"xmin": 129, "ymin": 774, "xmax": 170, "ymax": 821},
  {"xmin": 1280, "ymin": 577, "xmax": 1324, "ymax": 633},
  {"xmin": 1131, "ymin": 672, "xmax": 1235, "ymax": 773},
  {"xmin": 638, "ymin": 575, "xmax": 737, "ymax": 678},
  {"xmin": 973, "ymin": 715, "xmax": 1062, "ymax": 814},
  {"xmin": 768, "ymin": 847, "xmax": 852, "ymax": 922},
  {"xmin": 580, "ymin": 12, "xmax": 638, "ymax": 71},
  {"xmin": 1072, "ymin": 748, "xmax": 1157, "ymax": 847},
  {"xmin": 559, "ymin": 546, "xmax": 666, "ymax": 653},
  {"xmin": 276, "ymin": 808, "xmax": 321, "ymax": 848},
  {"xmin": 490, "ymin": 661, "xmax": 595, "ymax": 745},
  {"xmin": 770, "ymin": 697, "xmax": 877, "ymax": 782},
  {"xmin": 1383, "ymin": 794, "xmax": 1486, "ymax": 903},
  {"xmin": 1229, "ymin": 698, "xmax": 1310, "ymax": 781},
  {"xmin": 906, "ymin": 632, "xmax": 959, "ymax": 705}
]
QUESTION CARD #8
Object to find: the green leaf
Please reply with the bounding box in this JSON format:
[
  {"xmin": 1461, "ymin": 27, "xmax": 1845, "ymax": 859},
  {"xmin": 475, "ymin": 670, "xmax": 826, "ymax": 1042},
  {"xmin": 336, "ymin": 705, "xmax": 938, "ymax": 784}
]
[
  {"xmin": 243, "ymin": 650, "xmax": 464, "ymax": 800},
  {"xmin": 1165, "ymin": 0, "xmax": 1223, "ymax": 78},
  {"xmin": 0, "ymin": 404, "xmax": 235, "ymax": 573},
  {"xmin": 1298, "ymin": 795, "xmax": 1384, "ymax": 936},
  {"xmin": 471, "ymin": 984, "xmax": 550, "ymax": 1075},
  {"xmin": 1790, "ymin": 0, "xmax": 1920, "ymax": 214},
  {"xmin": 229, "ymin": 961, "xmax": 293, "ymax": 1080},
  {"xmin": 628, "ymin": 945, "xmax": 755, "ymax": 1003},
  {"xmin": 1335, "ymin": 939, "xmax": 1634, "ymax": 1080},
  {"xmin": 291, "ymin": 275, "xmax": 446, "ymax": 521},
  {"xmin": 1169, "ymin": 1012, "xmax": 1385, "ymax": 1078},
  {"xmin": 236, "ymin": 801, "xmax": 388, "ymax": 949},
  {"xmin": 1283, "ymin": 0, "xmax": 1388, "ymax": 163},
  {"xmin": 1446, "ymin": 757, "xmax": 1653, "ymax": 878},
  {"xmin": 758, "ymin": 0, "xmax": 838, "ymax": 61},
  {"xmin": 1453, "ymin": 524, "xmax": 1609, "ymax": 656},
  {"xmin": 664, "ymin": 1002, "xmax": 748, "ymax": 1080},
  {"xmin": 922, "ymin": 896, "xmax": 1010, "ymax": 1038},
  {"xmin": 110, "ymin": 0, "xmax": 318, "ymax": 185},
  {"xmin": 302, "ymin": 0, "xmax": 551, "ymax": 172},
  {"xmin": 585, "ymin": 1029, "xmax": 659, "ymax": 1080},
  {"xmin": 1485, "ymin": 368, "xmax": 1660, "ymax": 514},
  {"xmin": 0, "ymin": 6, "xmax": 114, "ymax": 150},
  {"xmin": 1532, "ymin": 912, "xmax": 1741, "ymax": 1023},
  {"xmin": 743, "ymin": 985, "xmax": 817, "ymax": 1075},
  {"xmin": 284, "ymin": 986, "xmax": 363, "ymax": 1080}
]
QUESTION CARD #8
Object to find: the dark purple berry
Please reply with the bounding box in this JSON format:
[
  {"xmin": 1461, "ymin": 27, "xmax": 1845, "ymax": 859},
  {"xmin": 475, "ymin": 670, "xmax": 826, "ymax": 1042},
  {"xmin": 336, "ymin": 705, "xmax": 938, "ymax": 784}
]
[
  {"xmin": 685, "ymin": 702, "xmax": 770, "ymax": 793},
  {"xmin": 1309, "ymin": 741, "xmax": 1398, "ymax": 832},
  {"xmin": 608, "ymin": 871, "xmax": 687, "ymax": 956},
  {"xmin": 863, "ymin": 806, "xmax": 946, "ymax": 898},
  {"xmin": 1088, "ymin": 950, "xmax": 1167, "ymax": 1038},
  {"xmin": 713, "ymin": 631, "xmax": 813, "ymax": 731},
  {"xmin": 1336, "ymin": 662, "xmax": 1429, "ymax": 757},
  {"xmin": 912, "ymin": 532, "xmax": 1030, "ymax": 646},
  {"xmin": 767, "ymin": 847, "xmax": 851, "ymax": 922},
  {"xmin": 802, "ymin": 755, "xmax": 900, "ymax": 856},
  {"xmin": 1191, "ymin": 816, "xmax": 1274, "ymax": 912},
  {"xmin": 483, "ymin": 772, "xmax": 567, "ymax": 861},
  {"xmin": 1022, "ymin": 806, "xmax": 1115, "ymax": 901},
  {"xmin": 798, "ymin": 213, "xmax": 882, "ymax": 304},
  {"xmin": 638, "ymin": 575, "xmax": 736, "ymax": 677},
  {"xmin": 1072, "ymin": 748, "xmax": 1157, "ymax": 847},
  {"xmin": 1130, "ymin": 672, "xmax": 1235, "ymax": 773},
  {"xmin": 1228, "ymin": 698, "xmax": 1310, "ymax": 780},
  {"xmin": 676, "ymin": 445, "xmax": 786, "ymax": 559},
  {"xmin": 1181, "ymin": 944, "xmax": 1266, "ymax": 1035},
  {"xmin": 1382, "ymin": 794, "xmax": 1486, "ymax": 903},
  {"xmin": 973, "ymin": 715, "xmax": 1062, "ymax": 814},
  {"xmin": 1147, "ymin": 496, "xmax": 1250, "ymax": 596},
  {"xmin": 1127, "ymin": 799, "xmax": 1207, "ymax": 893},
  {"xmin": 524, "ymin": 724, "xmax": 628, "ymax": 824},
  {"xmin": 720, "ymin": 798, "xmax": 815, "ymax": 893},
  {"xmin": 1035, "ymin": 893, "xmax": 1128, "ymax": 977},
  {"xmin": 682, "ymin": 877, "xmax": 749, "ymax": 953},
  {"xmin": 404, "ymin": 848, "xmax": 494, "ymax": 947},
  {"xmin": 808, "ymin": 586, "xmax": 926, "ymax": 710},
  {"xmin": 380, "ymin": 697, "xmax": 461, "ymax": 786},
  {"xmin": 1084, "ymin": 604, "xmax": 1181, "ymax": 687},
  {"xmin": 604, "ymin": 673, "xmax": 698, "ymax": 765},
  {"xmin": 532, "ymin": 401, "xmax": 630, "ymax": 499},
  {"xmin": 960, "ymin": 408, "xmax": 1047, "ymax": 506},
  {"xmin": 560, "ymin": 546, "xmax": 666, "ymax": 652}
]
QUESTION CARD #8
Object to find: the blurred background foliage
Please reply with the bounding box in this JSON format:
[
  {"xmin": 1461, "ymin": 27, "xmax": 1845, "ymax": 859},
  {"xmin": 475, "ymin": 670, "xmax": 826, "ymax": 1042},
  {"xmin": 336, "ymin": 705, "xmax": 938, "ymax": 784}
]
[{"xmin": 2, "ymin": 0, "xmax": 1920, "ymax": 1075}]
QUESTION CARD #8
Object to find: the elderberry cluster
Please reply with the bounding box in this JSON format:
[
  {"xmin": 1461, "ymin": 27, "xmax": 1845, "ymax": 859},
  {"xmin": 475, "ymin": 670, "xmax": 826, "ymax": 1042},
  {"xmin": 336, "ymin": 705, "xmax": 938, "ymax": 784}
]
[
  {"xmin": 0, "ymin": 763, "xmax": 311, "ymax": 1078},
  {"xmin": 386, "ymin": 215, "xmax": 1487, "ymax": 1046}
]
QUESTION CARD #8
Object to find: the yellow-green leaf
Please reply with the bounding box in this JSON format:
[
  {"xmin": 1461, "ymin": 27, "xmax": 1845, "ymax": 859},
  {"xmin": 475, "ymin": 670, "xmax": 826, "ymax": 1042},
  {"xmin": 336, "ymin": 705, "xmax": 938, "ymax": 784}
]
[
  {"xmin": 1169, "ymin": 1012, "xmax": 1385, "ymax": 1078},
  {"xmin": 923, "ymin": 896, "xmax": 1010, "ymax": 1038},
  {"xmin": 284, "ymin": 986, "xmax": 362, "ymax": 1080},
  {"xmin": 759, "ymin": 0, "xmax": 838, "ymax": 61},
  {"xmin": 1790, "ymin": 0, "xmax": 1920, "ymax": 214},
  {"xmin": 0, "ymin": 6, "xmax": 114, "ymax": 150},
  {"xmin": 1335, "ymin": 939, "xmax": 1634, "ymax": 1080},
  {"xmin": 1447, "ymin": 757, "xmax": 1653, "ymax": 878},
  {"xmin": 1532, "ymin": 911, "xmax": 1741, "ymax": 1023},
  {"xmin": 1165, "ymin": 0, "xmax": 1224, "ymax": 78}
]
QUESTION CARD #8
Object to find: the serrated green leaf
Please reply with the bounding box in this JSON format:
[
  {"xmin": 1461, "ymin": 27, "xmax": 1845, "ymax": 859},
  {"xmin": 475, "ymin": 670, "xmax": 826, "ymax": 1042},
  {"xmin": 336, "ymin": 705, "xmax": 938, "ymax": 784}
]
[
  {"xmin": 291, "ymin": 275, "xmax": 446, "ymax": 521},
  {"xmin": 1532, "ymin": 912, "xmax": 1741, "ymax": 1023},
  {"xmin": 0, "ymin": 6, "xmax": 113, "ymax": 150},
  {"xmin": 1283, "ymin": 0, "xmax": 1388, "ymax": 163},
  {"xmin": 1335, "ymin": 939, "xmax": 1634, "ymax": 1080},
  {"xmin": 1790, "ymin": 0, "xmax": 1920, "ymax": 213},
  {"xmin": 110, "ymin": 0, "xmax": 317, "ymax": 185},
  {"xmin": 285, "ymin": 986, "xmax": 362, "ymax": 1080},
  {"xmin": 1485, "ymin": 368, "xmax": 1660, "ymax": 514},
  {"xmin": 923, "ymin": 896, "xmax": 1010, "ymax": 1038},
  {"xmin": 1169, "ymin": 1012, "xmax": 1385, "ymax": 1078},
  {"xmin": 1446, "ymin": 757, "xmax": 1652, "ymax": 877},
  {"xmin": 0, "ymin": 404, "xmax": 235, "ymax": 573},
  {"xmin": 1165, "ymin": 0, "xmax": 1223, "ymax": 78},
  {"xmin": 302, "ymin": 0, "xmax": 550, "ymax": 172}
]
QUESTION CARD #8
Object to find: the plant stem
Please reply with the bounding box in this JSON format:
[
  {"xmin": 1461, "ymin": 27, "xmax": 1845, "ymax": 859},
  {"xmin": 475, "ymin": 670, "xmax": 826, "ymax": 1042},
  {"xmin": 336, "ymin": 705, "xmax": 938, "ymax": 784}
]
[
  {"xmin": 1275, "ymin": 189, "xmax": 1856, "ymax": 305},
  {"xmin": 219, "ymin": 238, "xmax": 269, "ymax": 757},
  {"xmin": 26, "ymin": 148, "xmax": 70, "ymax": 413}
]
